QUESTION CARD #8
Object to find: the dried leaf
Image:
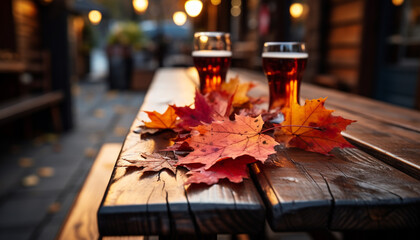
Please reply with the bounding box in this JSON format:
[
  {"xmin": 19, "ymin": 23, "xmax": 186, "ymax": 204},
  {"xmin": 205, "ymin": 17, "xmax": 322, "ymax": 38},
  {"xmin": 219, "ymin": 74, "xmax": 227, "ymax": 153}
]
[
  {"xmin": 143, "ymin": 106, "xmax": 178, "ymax": 129},
  {"xmin": 48, "ymin": 202, "xmax": 61, "ymax": 213},
  {"xmin": 114, "ymin": 126, "xmax": 127, "ymax": 137},
  {"xmin": 120, "ymin": 152, "xmax": 177, "ymax": 174},
  {"xmin": 22, "ymin": 175, "xmax": 39, "ymax": 187},
  {"xmin": 177, "ymin": 115, "xmax": 278, "ymax": 169},
  {"xmin": 37, "ymin": 167, "xmax": 55, "ymax": 178},
  {"xmin": 84, "ymin": 147, "xmax": 97, "ymax": 158},
  {"xmin": 275, "ymin": 98, "xmax": 355, "ymax": 155},
  {"xmin": 19, "ymin": 157, "xmax": 34, "ymax": 168},
  {"xmin": 93, "ymin": 109, "xmax": 105, "ymax": 119},
  {"xmin": 185, "ymin": 155, "xmax": 257, "ymax": 185}
]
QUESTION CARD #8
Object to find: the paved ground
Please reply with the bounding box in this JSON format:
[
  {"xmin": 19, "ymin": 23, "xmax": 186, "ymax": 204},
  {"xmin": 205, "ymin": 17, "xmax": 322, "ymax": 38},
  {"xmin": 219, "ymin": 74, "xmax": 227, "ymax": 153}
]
[{"xmin": 0, "ymin": 81, "xmax": 146, "ymax": 239}]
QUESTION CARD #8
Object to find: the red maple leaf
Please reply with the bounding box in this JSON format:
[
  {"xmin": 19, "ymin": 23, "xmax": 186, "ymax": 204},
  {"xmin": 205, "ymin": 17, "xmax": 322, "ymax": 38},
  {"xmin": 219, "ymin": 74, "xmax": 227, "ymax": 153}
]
[
  {"xmin": 177, "ymin": 115, "xmax": 278, "ymax": 169},
  {"xmin": 274, "ymin": 98, "xmax": 356, "ymax": 155},
  {"xmin": 185, "ymin": 155, "xmax": 257, "ymax": 185},
  {"xmin": 172, "ymin": 91, "xmax": 213, "ymax": 130}
]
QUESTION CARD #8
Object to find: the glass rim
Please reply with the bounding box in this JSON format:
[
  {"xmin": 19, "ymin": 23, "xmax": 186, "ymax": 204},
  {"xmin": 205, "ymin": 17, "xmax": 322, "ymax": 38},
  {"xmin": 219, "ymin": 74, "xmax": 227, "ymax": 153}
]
[
  {"xmin": 194, "ymin": 32, "xmax": 230, "ymax": 37},
  {"xmin": 263, "ymin": 42, "xmax": 305, "ymax": 46}
]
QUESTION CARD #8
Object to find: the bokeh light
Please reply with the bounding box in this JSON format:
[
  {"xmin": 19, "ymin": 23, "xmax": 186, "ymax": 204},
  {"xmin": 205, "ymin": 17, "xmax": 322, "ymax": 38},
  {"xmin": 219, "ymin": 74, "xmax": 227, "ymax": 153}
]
[
  {"xmin": 231, "ymin": 6, "xmax": 241, "ymax": 17},
  {"xmin": 392, "ymin": 0, "xmax": 404, "ymax": 6},
  {"xmin": 173, "ymin": 11, "xmax": 187, "ymax": 26},
  {"xmin": 133, "ymin": 0, "xmax": 148, "ymax": 14},
  {"xmin": 290, "ymin": 3, "xmax": 303, "ymax": 18},
  {"xmin": 211, "ymin": 0, "xmax": 221, "ymax": 6},
  {"xmin": 185, "ymin": 0, "xmax": 203, "ymax": 17},
  {"xmin": 88, "ymin": 10, "xmax": 102, "ymax": 25}
]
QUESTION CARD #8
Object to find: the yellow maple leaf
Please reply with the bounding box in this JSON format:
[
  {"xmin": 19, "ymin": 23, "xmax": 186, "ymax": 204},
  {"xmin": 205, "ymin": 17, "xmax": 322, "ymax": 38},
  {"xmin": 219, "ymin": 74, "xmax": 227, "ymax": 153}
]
[{"xmin": 221, "ymin": 76, "xmax": 254, "ymax": 106}]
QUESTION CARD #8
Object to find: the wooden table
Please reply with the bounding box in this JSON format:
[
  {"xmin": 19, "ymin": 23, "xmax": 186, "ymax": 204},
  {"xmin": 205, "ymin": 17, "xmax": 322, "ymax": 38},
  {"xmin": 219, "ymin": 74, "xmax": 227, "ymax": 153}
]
[{"xmin": 98, "ymin": 68, "xmax": 420, "ymax": 237}]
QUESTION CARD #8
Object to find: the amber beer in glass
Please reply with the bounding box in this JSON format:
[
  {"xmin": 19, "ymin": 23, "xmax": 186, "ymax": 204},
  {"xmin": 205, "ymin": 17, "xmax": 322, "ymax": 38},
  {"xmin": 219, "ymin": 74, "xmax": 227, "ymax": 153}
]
[
  {"xmin": 262, "ymin": 42, "xmax": 308, "ymax": 110},
  {"xmin": 193, "ymin": 32, "xmax": 232, "ymax": 94}
]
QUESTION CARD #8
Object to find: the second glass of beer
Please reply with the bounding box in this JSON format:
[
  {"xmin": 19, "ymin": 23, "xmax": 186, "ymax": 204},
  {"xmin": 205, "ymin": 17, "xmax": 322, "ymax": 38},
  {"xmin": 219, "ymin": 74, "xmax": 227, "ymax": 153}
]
[
  {"xmin": 193, "ymin": 32, "xmax": 232, "ymax": 94},
  {"xmin": 262, "ymin": 42, "xmax": 308, "ymax": 111}
]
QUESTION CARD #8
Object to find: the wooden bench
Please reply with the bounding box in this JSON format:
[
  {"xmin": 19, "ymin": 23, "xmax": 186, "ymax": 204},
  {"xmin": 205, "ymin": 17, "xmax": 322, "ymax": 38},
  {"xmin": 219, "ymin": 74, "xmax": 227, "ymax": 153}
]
[{"xmin": 0, "ymin": 51, "xmax": 64, "ymax": 132}]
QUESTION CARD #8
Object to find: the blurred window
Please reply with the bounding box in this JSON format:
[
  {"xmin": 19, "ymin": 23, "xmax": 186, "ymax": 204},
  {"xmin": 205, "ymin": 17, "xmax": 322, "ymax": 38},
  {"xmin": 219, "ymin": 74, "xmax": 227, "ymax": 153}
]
[{"xmin": 386, "ymin": 0, "xmax": 420, "ymax": 66}]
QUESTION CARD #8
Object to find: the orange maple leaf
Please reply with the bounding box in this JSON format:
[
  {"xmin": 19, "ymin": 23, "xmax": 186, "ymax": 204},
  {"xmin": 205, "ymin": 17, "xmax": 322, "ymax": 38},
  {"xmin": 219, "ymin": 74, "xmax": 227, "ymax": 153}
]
[
  {"xmin": 177, "ymin": 115, "xmax": 278, "ymax": 169},
  {"xmin": 220, "ymin": 76, "xmax": 255, "ymax": 106},
  {"xmin": 274, "ymin": 97, "xmax": 356, "ymax": 155},
  {"xmin": 143, "ymin": 106, "xmax": 177, "ymax": 129}
]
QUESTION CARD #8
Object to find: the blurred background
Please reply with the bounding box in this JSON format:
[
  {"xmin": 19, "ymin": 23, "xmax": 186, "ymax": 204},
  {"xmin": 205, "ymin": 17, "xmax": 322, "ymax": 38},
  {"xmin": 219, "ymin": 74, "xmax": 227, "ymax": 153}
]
[{"xmin": 0, "ymin": 0, "xmax": 419, "ymax": 239}]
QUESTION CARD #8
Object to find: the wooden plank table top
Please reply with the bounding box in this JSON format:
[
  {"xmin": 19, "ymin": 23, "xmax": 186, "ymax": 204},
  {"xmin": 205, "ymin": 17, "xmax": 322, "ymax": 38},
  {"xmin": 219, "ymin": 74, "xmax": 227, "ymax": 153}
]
[
  {"xmin": 230, "ymin": 69, "xmax": 420, "ymax": 231},
  {"xmin": 98, "ymin": 67, "xmax": 420, "ymax": 236},
  {"xmin": 97, "ymin": 68, "xmax": 265, "ymax": 237}
]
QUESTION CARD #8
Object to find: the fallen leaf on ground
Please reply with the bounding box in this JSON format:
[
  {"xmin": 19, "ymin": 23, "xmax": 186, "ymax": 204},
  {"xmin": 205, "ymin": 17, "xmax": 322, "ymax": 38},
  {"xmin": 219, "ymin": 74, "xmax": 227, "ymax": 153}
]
[
  {"xmin": 37, "ymin": 167, "xmax": 55, "ymax": 178},
  {"xmin": 22, "ymin": 175, "xmax": 39, "ymax": 187},
  {"xmin": 274, "ymin": 98, "xmax": 355, "ymax": 155},
  {"xmin": 93, "ymin": 109, "xmax": 105, "ymax": 119},
  {"xmin": 114, "ymin": 126, "xmax": 127, "ymax": 136},
  {"xmin": 143, "ymin": 106, "xmax": 178, "ymax": 129},
  {"xmin": 120, "ymin": 152, "xmax": 177, "ymax": 174},
  {"xmin": 177, "ymin": 115, "xmax": 277, "ymax": 169},
  {"xmin": 48, "ymin": 202, "xmax": 61, "ymax": 213},
  {"xmin": 19, "ymin": 157, "xmax": 34, "ymax": 168},
  {"xmin": 185, "ymin": 155, "xmax": 257, "ymax": 185}
]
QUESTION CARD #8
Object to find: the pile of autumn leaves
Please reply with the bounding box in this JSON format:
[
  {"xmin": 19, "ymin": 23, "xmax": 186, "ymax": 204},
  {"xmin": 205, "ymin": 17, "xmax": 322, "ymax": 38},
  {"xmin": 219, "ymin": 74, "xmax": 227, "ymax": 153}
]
[{"xmin": 129, "ymin": 77, "xmax": 355, "ymax": 186}]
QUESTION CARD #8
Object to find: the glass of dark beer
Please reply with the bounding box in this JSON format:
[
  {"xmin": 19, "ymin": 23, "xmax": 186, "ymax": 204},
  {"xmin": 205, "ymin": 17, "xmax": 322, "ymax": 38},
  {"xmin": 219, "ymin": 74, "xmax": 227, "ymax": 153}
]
[
  {"xmin": 262, "ymin": 42, "xmax": 308, "ymax": 111},
  {"xmin": 193, "ymin": 32, "xmax": 232, "ymax": 94}
]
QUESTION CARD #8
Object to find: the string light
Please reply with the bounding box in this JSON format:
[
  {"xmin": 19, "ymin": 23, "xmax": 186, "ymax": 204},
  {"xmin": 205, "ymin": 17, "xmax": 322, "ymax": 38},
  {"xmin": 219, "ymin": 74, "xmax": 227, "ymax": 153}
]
[
  {"xmin": 173, "ymin": 11, "xmax": 187, "ymax": 26},
  {"xmin": 88, "ymin": 10, "xmax": 102, "ymax": 25},
  {"xmin": 290, "ymin": 3, "xmax": 303, "ymax": 18},
  {"xmin": 392, "ymin": 0, "xmax": 404, "ymax": 6},
  {"xmin": 133, "ymin": 0, "xmax": 148, "ymax": 14},
  {"xmin": 185, "ymin": 0, "xmax": 203, "ymax": 17}
]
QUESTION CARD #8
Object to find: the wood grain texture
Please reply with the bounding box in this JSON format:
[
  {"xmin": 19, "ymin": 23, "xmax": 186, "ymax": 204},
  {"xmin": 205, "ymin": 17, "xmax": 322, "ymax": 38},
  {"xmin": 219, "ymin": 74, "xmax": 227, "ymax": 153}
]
[
  {"xmin": 98, "ymin": 69, "xmax": 265, "ymax": 236},
  {"xmin": 251, "ymin": 148, "xmax": 420, "ymax": 231}
]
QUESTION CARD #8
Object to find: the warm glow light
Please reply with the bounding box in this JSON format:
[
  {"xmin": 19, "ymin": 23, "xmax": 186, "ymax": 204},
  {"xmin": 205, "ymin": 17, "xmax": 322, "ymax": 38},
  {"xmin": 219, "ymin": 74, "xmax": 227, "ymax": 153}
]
[
  {"xmin": 173, "ymin": 11, "xmax": 187, "ymax": 26},
  {"xmin": 199, "ymin": 35, "xmax": 208, "ymax": 43},
  {"xmin": 231, "ymin": 6, "xmax": 241, "ymax": 17},
  {"xmin": 392, "ymin": 0, "xmax": 404, "ymax": 6},
  {"xmin": 88, "ymin": 10, "xmax": 102, "ymax": 25},
  {"xmin": 185, "ymin": 0, "xmax": 203, "ymax": 17},
  {"xmin": 211, "ymin": 0, "xmax": 221, "ymax": 5},
  {"xmin": 290, "ymin": 3, "xmax": 303, "ymax": 18},
  {"xmin": 133, "ymin": 0, "xmax": 148, "ymax": 14}
]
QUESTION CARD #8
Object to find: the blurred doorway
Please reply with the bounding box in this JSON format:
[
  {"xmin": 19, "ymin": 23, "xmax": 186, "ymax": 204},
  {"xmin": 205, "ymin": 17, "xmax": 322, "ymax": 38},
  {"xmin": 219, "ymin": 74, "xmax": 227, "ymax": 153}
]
[{"xmin": 376, "ymin": 0, "xmax": 420, "ymax": 108}]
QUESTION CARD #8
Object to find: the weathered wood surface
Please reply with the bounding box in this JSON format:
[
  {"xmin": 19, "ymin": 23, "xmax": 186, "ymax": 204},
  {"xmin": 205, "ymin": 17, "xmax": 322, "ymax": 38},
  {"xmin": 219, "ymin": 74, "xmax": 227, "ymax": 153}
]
[
  {"xmin": 232, "ymin": 69, "xmax": 420, "ymax": 179},
  {"xmin": 97, "ymin": 69, "xmax": 265, "ymax": 237},
  {"xmin": 229, "ymin": 69, "xmax": 420, "ymax": 230}
]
